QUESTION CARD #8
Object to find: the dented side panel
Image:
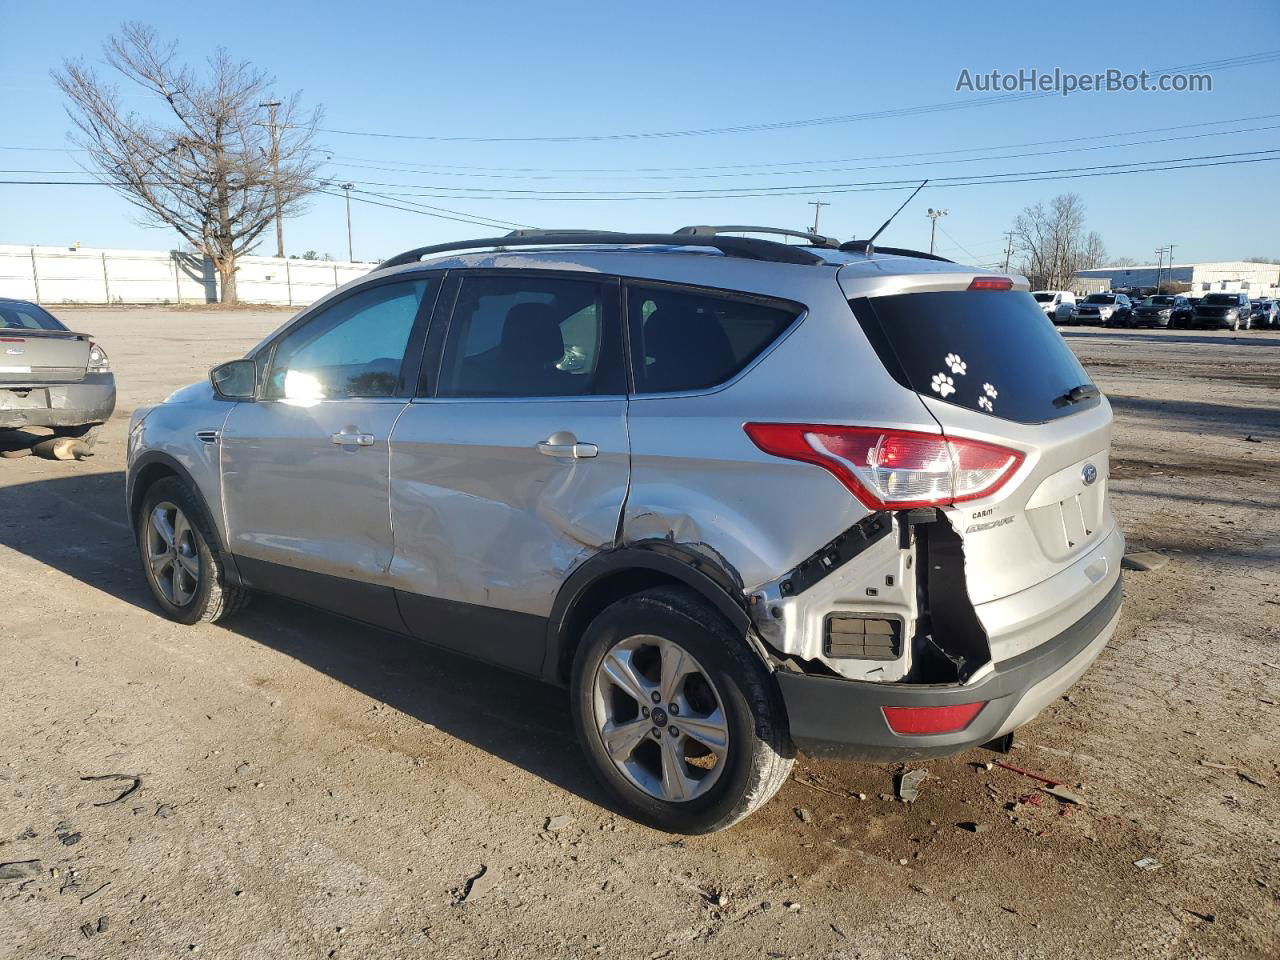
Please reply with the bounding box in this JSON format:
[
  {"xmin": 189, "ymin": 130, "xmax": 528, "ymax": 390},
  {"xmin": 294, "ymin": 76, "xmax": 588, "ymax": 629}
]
[{"xmin": 387, "ymin": 398, "xmax": 630, "ymax": 617}]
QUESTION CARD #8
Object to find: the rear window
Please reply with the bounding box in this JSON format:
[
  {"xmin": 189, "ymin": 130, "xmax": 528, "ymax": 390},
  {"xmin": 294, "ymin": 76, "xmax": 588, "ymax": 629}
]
[
  {"xmin": 0, "ymin": 302, "xmax": 65, "ymax": 331},
  {"xmin": 850, "ymin": 291, "xmax": 1094, "ymax": 424}
]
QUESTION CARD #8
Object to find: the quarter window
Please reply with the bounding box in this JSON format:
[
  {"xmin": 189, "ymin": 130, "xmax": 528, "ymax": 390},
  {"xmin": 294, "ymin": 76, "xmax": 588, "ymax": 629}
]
[
  {"xmin": 626, "ymin": 284, "xmax": 801, "ymax": 394},
  {"xmin": 436, "ymin": 275, "xmax": 621, "ymax": 397},
  {"xmin": 265, "ymin": 278, "xmax": 433, "ymax": 401}
]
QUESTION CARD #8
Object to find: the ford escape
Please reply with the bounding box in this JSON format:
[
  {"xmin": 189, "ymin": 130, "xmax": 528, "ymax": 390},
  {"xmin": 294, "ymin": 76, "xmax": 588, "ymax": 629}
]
[{"xmin": 126, "ymin": 227, "xmax": 1123, "ymax": 833}]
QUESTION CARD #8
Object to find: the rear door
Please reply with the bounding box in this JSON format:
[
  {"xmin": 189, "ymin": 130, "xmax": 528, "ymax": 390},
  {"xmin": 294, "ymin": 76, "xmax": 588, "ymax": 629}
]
[
  {"xmin": 220, "ymin": 275, "xmax": 438, "ymax": 629},
  {"xmin": 846, "ymin": 286, "xmax": 1117, "ymax": 618},
  {"xmin": 387, "ymin": 271, "xmax": 629, "ymax": 674},
  {"xmin": 0, "ymin": 302, "xmax": 90, "ymax": 384}
]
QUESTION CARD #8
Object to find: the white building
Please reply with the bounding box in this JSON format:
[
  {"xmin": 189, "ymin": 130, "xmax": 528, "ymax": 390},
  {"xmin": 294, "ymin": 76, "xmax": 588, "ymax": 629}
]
[{"xmin": 1074, "ymin": 261, "xmax": 1280, "ymax": 298}]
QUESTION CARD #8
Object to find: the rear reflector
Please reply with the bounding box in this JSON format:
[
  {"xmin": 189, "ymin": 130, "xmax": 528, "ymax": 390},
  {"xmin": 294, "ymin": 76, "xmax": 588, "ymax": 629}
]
[
  {"xmin": 882, "ymin": 702, "xmax": 985, "ymax": 735},
  {"xmin": 743, "ymin": 423, "xmax": 1024, "ymax": 509},
  {"xmin": 968, "ymin": 276, "xmax": 1014, "ymax": 291}
]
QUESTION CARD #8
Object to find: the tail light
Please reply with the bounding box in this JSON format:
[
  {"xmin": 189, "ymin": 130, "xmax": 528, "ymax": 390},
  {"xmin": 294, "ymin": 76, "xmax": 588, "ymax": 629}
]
[
  {"xmin": 87, "ymin": 342, "xmax": 110, "ymax": 373},
  {"xmin": 883, "ymin": 702, "xmax": 986, "ymax": 735},
  {"xmin": 743, "ymin": 423, "xmax": 1023, "ymax": 510}
]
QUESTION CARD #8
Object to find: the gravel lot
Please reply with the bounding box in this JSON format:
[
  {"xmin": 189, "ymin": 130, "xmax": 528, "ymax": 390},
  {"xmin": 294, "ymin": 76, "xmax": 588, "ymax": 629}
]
[{"xmin": 1, "ymin": 308, "xmax": 1277, "ymax": 959}]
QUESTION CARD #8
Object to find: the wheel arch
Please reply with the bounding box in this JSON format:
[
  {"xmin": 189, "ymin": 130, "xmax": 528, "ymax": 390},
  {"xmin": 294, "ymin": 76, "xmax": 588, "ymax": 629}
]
[
  {"xmin": 128, "ymin": 451, "xmax": 242, "ymax": 585},
  {"xmin": 543, "ymin": 542, "xmax": 757, "ymax": 686}
]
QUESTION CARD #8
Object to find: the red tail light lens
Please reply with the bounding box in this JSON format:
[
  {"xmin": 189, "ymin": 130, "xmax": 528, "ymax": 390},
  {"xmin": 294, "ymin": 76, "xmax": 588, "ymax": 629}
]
[
  {"xmin": 968, "ymin": 276, "xmax": 1013, "ymax": 290},
  {"xmin": 743, "ymin": 423, "xmax": 1023, "ymax": 509},
  {"xmin": 883, "ymin": 702, "xmax": 986, "ymax": 735}
]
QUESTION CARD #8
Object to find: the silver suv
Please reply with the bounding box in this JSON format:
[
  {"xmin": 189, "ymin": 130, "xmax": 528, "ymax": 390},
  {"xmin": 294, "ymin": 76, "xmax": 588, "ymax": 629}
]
[{"xmin": 126, "ymin": 227, "xmax": 1124, "ymax": 833}]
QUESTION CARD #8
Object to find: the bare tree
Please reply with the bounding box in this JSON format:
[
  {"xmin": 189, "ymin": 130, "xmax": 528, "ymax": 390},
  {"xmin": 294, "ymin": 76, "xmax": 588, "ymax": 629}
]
[
  {"xmin": 1011, "ymin": 193, "xmax": 1109, "ymax": 289},
  {"xmin": 54, "ymin": 23, "xmax": 322, "ymax": 303}
]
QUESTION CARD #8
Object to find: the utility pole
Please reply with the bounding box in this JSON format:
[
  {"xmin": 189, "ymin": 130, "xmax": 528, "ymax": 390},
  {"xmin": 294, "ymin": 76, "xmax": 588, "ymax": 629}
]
[
  {"xmin": 260, "ymin": 100, "xmax": 284, "ymax": 258},
  {"xmin": 1153, "ymin": 246, "xmax": 1167, "ymax": 293},
  {"xmin": 926, "ymin": 208, "xmax": 949, "ymax": 256},
  {"xmin": 1165, "ymin": 243, "xmax": 1176, "ymax": 292},
  {"xmin": 341, "ymin": 183, "xmax": 355, "ymax": 262},
  {"xmin": 1002, "ymin": 231, "xmax": 1015, "ymax": 272},
  {"xmin": 807, "ymin": 201, "xmax": 829, "ymax": 236}
]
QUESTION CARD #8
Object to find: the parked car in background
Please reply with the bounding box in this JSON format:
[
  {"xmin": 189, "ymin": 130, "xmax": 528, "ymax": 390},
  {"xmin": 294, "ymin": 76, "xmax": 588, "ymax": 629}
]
[
  {"xmin": 124, "ymin": 227, "xmax": 1124, "ymax": 833},
  {"xmin": 0, "ymin": 298, "xmax": 115, "ymax": 446},
  {"xmin": 1193, "ymin": 292, "xmax": 1251, "ymax": 330},
  {"xmin": 1032, "ymin": 290, "xmax": 1077, "ymax": 324},
  {"xmin": 1133, "ymin": 295, "xmax": 1193, "ymax": 329},
  {"xmin": 1249, "ymin": 298, "xmax": 1278, "ymax": 328},
  {"xmin": 1075, "ymin": 293, "xmax": 1132, "ymax": 326}
]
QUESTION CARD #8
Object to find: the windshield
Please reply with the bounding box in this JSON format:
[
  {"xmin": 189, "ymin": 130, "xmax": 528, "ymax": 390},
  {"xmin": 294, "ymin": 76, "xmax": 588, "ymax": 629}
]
[
  {"xmin": 1032, "ymin": 293, "xmax": 1054, "ymax": 303},
  {"xmin": 1143, "ymin": 297, "xmax": 1174, "ymax": 306},
  {"xmin": 1084, "ymin": 295, "xmax": 1115, "ymax": 304},
  {"xmin": 0, "ymin": 302, "xmax": 66, "ymax": 331},
  {"xmin": 850, "ymin": 291, "xmax": 1093, "ymax": 424},
  {"xmin": 1202, "ymin": 294, "xmax": 1240, "ymax": 306}
]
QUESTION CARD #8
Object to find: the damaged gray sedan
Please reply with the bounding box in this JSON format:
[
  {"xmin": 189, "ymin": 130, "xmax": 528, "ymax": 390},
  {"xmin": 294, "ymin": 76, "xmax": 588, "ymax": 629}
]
[
  {"xmin": 1, "ymin": 298, "xmax": 115, "ymax": 443},
  {"xmin": 125, "ymin": 227, "xmax": 1124, "ymax": 833}
]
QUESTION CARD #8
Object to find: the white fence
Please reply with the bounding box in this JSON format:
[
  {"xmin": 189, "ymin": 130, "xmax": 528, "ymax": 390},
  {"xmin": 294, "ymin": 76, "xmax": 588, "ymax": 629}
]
[{"xmin": 0, "ymin": 245, "xmax": 373, "ymax": 306}]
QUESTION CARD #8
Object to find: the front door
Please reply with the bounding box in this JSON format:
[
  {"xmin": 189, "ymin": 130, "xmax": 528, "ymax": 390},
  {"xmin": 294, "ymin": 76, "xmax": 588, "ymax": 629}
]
[
  {"xmin": 221, "ymin": 275, "xmax": 439, "ymax": 627},
  {"xmin": 388, "ymin": 272, "xmax": 629, "ymax": 674}
]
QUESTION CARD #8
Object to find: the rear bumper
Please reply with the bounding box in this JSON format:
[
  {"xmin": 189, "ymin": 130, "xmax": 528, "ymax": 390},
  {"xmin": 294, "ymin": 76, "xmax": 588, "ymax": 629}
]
[
  {"xmin": 777, "ymin": 576, "xmax": 1122, "ymax": 760},
  {"xmin": 0, "ymin": 374, "xmax": 116, "ymax": 429}
]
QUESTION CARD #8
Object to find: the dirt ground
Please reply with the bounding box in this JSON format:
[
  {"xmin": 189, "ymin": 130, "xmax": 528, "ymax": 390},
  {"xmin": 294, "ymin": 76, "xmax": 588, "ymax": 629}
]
[{"xmin": 1, "ymin": 308, "xmax": 1277, "ymax": 960}]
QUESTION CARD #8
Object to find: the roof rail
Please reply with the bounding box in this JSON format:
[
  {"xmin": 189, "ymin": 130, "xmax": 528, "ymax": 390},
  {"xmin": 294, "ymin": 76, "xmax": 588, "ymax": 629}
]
[
  {"xmin": 376, "ymin": 231, "xmax": 828, "ymax": 270},
  {"xmin": 674, "ymin": 224, "xmax": 841, "ymax": 250},
  {"xmin": 838, "ymin": 240, "xmax": 954, "ymax": 263}
]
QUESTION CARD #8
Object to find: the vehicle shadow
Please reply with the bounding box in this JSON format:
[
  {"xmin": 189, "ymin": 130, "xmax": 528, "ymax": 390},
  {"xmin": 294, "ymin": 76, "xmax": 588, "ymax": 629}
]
[
  {"xmin": 1107, "ymin": 393, "xmax": 1280, "ymax": 436},
  {"xmin": 0, "ymin": 469, "xmax": 612, "ymax": 814}
]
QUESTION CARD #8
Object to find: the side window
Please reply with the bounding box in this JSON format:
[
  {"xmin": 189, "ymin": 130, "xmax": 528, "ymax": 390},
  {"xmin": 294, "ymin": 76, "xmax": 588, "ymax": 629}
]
[
  {"xmin": 436, "ymin": 275, "xmax": 622, "ymax": 398},
  {"xmin": 626, "ymin": 283, "xmax": 802, "ymax": 395},
  {"xmin": 266, "ymin": 278, "xmax": 433, "ymax": 401}
]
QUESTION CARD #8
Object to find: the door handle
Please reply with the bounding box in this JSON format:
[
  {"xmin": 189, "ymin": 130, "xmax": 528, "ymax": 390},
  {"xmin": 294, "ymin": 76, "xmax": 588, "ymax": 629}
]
[
  {"xmin": 331, "ymin": 430, "xmax": 375, "ymax": 447},
  {"xmin": 537, "ymin": 431, "xmax": 598, "ymax": 459}
]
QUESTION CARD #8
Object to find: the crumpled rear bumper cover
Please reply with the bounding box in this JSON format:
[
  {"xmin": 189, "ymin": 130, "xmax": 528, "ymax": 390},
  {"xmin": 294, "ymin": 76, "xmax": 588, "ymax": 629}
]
[
  {"xmin": 777, "ymin": 577, "xmax": 1122, "ymax": 761},
  {"xmin": 0, "ymin": 374, "xmax": 116, "ymax": 429}
]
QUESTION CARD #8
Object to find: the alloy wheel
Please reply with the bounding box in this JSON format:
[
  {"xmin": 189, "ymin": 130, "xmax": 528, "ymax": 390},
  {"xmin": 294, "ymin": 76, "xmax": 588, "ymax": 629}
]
[
  {"xmin": 592, "ymin": 634, "xmax": 729, "ymax": 803},
  {"xmin": 146, "ymin": 501, "xmax": 200, "ymax": 606}
]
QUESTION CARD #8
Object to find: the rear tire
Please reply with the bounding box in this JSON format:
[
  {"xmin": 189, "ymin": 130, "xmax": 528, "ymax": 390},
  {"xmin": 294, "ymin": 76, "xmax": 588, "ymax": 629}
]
[
  {"xmin": 137, "ymin": 476, "xmax": 250, "ymax": 625},
  {"xmin": 571, "ymin": 586, "xmax": 793, "ymax": 834}
]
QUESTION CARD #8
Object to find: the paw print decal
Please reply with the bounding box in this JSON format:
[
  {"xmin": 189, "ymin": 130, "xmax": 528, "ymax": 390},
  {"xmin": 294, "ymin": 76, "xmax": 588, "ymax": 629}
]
[
  {"xmin": 931, "ymin": 372, "xmax": 956, "ymax": 397},
  {"xmin": 983, "ymin": 383, "xmax": 998, "ymax": 398},
  {"xmin": 945, "ymin": 353, "xmax": 967, "ymax": 375},
  {"xmin": 978, "ymin": 396, "xmax": 993, "ymax": 412}
]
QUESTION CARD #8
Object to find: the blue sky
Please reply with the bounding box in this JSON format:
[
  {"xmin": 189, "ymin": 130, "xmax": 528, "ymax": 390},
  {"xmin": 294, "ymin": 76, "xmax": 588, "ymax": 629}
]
[{"xmin": 2, "ymin": 0, "xmax": 1278, "ymax": 266}]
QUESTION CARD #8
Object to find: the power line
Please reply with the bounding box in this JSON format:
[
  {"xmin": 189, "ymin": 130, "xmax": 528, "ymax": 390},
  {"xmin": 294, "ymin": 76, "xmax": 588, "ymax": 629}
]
[
  {"xmin": 313, "ymin": 112, "xmax": 1280, "ymax": 174},
  {"xmin": 289, "ymin": 147, "xmax": 1280, "ymax": 199},
  {"xmin": 22, "ymin": 122, "xmax": 1280, "ymax": 192},
  {"xmin": 4, "ymin": 150, "xmax": 1279, "ymax": 205},
  {"xmin": 312, "ymin": 187, "xmax": 531, "ymax": 230},
  {"xmin": 316, "ymin": 118, "xmax": 1280, "ymax": 182},
  {"xmin": 300, "ymin": 51, "xmax": 1280, "ymax": 143}
]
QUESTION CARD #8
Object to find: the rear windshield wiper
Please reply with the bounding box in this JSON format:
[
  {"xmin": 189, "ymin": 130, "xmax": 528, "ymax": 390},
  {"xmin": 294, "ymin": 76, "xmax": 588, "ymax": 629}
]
[{"xmin": 1053, "ymin": 384, "xmax": 1100, "ymax": 408}]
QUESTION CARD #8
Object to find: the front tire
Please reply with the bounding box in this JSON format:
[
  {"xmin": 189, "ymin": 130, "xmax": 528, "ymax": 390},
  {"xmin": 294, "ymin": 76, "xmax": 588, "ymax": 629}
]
[
  {"xmin": 137, "ymin": 476, "xmax": 249, "ymax": 625},
  {"xmin": 571, "ymin": 586, "xmax": 793, "ymax": 834}
]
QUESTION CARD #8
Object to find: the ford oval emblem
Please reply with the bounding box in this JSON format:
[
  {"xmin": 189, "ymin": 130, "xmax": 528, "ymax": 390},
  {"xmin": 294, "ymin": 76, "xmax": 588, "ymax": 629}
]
[{"xmin": 1082, "ymin": 463, "xmax": 1098, "ymax": 486}]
